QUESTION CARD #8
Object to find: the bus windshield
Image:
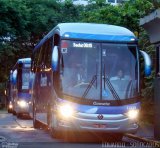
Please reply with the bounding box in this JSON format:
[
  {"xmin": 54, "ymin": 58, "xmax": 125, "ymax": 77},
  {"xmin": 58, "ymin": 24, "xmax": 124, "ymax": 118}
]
[
  {"xmin": 60, "ymin": 40, "xmax": 139, "ymax": 102},
  {"xmin": 21, "ymin": 68, "xmax": 30, "ymax": 90}
]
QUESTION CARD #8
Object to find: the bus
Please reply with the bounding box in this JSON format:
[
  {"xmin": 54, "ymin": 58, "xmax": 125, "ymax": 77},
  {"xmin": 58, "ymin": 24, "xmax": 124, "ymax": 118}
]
[
  {"xmin": 11, "ymin": 58, "xmax": 34, "ymax": 118},
  {"xmin": 6, "ymin": 71, "xmax": 13, "ymax": 113},
  {"xmin": 31, "ymin": 23, "xmax": 151, "ymax": 140}
]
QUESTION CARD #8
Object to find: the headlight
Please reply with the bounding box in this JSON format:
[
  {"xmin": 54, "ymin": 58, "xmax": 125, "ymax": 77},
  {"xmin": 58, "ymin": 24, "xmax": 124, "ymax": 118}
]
[
  {"xmin": 9, "ymin": 104, "xmax": 13, "ymax": 109},
  {"xmin": 126, "ymin": 109, "xmax": 139, "ymax": 120},
  {"xmin": 28, "ymin": 101, "xmax": 32, "ymax": 104},
  {"xmin": 58, "ymin": 104, "xmax": 74, "ymax": 118},
  {"xmin": 17, "ymin": 100, "xmax": 27, "ymax": 108}
]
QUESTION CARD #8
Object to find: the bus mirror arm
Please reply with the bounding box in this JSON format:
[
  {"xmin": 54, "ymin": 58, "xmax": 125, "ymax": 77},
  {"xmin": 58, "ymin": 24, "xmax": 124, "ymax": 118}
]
[{"xmin": 140, "ymin": 50, "xmax": 152, "ymax": 76}]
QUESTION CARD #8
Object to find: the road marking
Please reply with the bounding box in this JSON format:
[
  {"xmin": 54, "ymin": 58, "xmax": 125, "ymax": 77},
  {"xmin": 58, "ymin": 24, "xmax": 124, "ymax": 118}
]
[
  {"xmin": 0, "ymin": 125, "xmax": 18, "ymax": 128},
  {"xmin": 0, "ymin": 136, "xmax": 6, "ymax": 142},
  {"xmin": 1, "ymin": 141, "xmax": 18, "ymax": 148},
  {"xmin": 13, "ymin": 116, "xmax": 33, "ymax": 128},
  {"xmin": 125, "ymin": 134, "xmax": 160, "ymax": 147}
]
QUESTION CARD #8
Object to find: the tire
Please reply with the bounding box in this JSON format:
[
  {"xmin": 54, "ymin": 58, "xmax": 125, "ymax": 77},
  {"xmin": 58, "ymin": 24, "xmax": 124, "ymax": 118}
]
[
  {"xmin": 48, "ymin": 110, "xmax": 60, "ymax": 138},
  {"xmin": 33, "ymin": 102, "xmax": 40, "ymax": 129},
  {"xmin": 17, "ymin": 113, "xmax": 22, "ymax": 119},
  {"xmin": 50, "ymin": 127, "xmax": 60, "ymax": 139},
  {"xmin": 8, "ymin": 109, "xmax": 12, "ymax": 113},
  {"xmin": 12, "ymin": 110, "xmax": 16, "ymax": 115}
]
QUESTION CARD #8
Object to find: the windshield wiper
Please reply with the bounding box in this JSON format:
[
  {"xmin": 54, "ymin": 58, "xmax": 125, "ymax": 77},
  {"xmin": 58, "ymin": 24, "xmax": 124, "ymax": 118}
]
[
  {"xmin": 82, "ymin": 63, "xmax": 98, "ymax": 99},
  {"xmin": 82, "ymin": 74, "xmax": 97, "ymax": 99},
  {"xmin": 103, "ymin": 64, "xmax": 121, "ymax": 104}
]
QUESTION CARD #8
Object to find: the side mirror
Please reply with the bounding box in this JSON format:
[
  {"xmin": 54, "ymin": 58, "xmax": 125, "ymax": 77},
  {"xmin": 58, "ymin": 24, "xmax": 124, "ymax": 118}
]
[
  {"xmin": 12, "ymin": 70, "xmax": 17, "ymax": 84},
  {"xmin": 51, "ymin": 46, "xmax": 59, "ymax": 71},
  {"xmin": 140, "ymin": 50, "xmax": 152, "ymax": 76}
]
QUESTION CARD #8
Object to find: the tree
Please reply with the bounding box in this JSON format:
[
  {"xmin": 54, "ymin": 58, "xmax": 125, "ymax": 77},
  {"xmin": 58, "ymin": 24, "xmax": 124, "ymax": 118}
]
[{"xmin": 0, "ymin": 0, "xmax": 83, "ymax": 83}]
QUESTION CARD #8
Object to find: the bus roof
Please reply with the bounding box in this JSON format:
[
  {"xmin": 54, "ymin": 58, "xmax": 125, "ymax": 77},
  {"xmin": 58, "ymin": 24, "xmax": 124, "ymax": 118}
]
[
  {"xmin": 34, "ymin": 23, "xmax": 137, "ymax": 50},
  {"xmin": 12, "ymin": 58, "xmax": 31, "ymax": 70},
  {"xmin": 17, "ymin": 58, "xmax": 31, "ymax": 64}
]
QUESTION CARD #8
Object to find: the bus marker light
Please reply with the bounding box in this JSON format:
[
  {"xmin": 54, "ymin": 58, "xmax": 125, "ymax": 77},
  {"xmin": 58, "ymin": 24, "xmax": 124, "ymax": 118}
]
[{"xmin": 131, "ymin": 38, "xmax": 135, "ymax": 41}]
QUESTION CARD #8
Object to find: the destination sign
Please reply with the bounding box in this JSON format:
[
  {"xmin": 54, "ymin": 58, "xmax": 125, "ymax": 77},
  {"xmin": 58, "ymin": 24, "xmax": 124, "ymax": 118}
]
[
  {"xmin": 73, "ymin": 43, "xmax": 93, "ymax": 48},
  {"xmin": 24, "ymin": 63, "xmax": 31, "ymax": 68}
]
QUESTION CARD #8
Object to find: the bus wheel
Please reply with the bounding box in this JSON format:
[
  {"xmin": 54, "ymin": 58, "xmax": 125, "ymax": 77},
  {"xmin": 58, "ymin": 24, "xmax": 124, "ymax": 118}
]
[
  {"xmin": 50, "ymin": 127, "xmax": 60, "ymax": 138},
  {"xmin": 17, "ymin": 113, "xmax": 22, "ymax": 119},
  {"xmin": 33, "ymin": 105, "xmax": 40, "ymax": 129},
  {"xmin": 33, "ymin": 112, "xmax": 40, "ymax": 129},
  {"xmin": 48, "ymin": 113, "xmax": 60, "ymax": 138},
  {"xmin": 8, "ymin": 108, "xmax": 13, "ymax": 113},
  {"xmin": 12, "ymin": 110, "xmax": 16, "ymax": 115}
]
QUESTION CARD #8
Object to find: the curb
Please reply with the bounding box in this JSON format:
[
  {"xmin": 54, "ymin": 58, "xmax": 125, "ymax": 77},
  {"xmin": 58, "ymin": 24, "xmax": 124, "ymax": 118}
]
[
  {"xmin": 125, "ymin": 133, "xmax": 160, "ymax": 147},
  {"xmin": 0, "ymin": 110, "xmax": 7, "ymax": 114}
]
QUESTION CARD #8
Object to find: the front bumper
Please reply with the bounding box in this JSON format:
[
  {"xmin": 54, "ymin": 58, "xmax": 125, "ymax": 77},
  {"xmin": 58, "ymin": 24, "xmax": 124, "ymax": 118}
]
[
  {"xmin": 16, "ymin": 104, "xmax": 30, "ymax": 114},
  {"xmin": 55, "ymin": 112, "xmax": 138, "ymax": 134}
]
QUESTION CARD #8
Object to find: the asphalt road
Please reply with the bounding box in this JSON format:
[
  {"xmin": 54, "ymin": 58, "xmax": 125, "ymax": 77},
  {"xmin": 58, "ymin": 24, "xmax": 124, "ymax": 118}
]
[{"xmin": 0, "ymin": 111, "xmax": 155, "ymax": 148}]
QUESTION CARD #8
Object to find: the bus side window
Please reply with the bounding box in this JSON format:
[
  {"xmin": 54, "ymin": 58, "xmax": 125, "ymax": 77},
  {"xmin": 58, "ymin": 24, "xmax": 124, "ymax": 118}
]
[
  {"xmin": 40, "ymin": 73, "xmax": 52, "ymax": 88},
  {"xmin": 39, "ymin": 73, "xmax": 51, "ymax": 102},
  {"xmin": 40, "ymin": 73, "xmax": 47, "ymax": 87},
  {"xmin": 44, "ymin": 39, "xmax": 52, "ymax": 70}
]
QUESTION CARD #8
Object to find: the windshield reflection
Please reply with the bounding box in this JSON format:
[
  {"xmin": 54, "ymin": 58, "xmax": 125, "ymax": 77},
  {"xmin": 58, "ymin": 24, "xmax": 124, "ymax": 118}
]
[{"xmin": 60, "ymin": 40, "xmax": 139, "ymax": 101}]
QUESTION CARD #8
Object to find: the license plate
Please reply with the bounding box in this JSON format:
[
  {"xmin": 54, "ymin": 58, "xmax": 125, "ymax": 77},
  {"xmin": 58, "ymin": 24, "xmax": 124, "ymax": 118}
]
[{"xmin": 93, "ymin": 124, "xmax": 106, "ymax": 128}]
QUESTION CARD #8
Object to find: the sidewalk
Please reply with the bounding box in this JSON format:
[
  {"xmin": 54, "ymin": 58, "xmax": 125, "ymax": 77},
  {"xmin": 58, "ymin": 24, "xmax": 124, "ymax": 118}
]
[
  {"xmin": 136, "ymin": 123, "xmax": 154, "ymax": 140},
  {"xmin": 125, "ymin": 122, "xmax": 160, "ymax": 147},
  {"xmin": 0, "ymin": 109, "xmax": 7, "ymax": 114}
]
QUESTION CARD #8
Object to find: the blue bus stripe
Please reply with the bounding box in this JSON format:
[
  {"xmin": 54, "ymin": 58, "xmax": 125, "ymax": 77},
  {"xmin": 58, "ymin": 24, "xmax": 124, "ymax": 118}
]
[{"xmin": 58, "ymin": 98, "xmax": 140, "ymax": 114}]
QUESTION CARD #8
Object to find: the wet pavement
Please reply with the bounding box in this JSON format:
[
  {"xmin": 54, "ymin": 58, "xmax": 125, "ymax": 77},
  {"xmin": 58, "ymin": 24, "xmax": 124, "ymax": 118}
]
[{"xmin": 0, "ymin": 110, "xmax": 159, "ymax": 148}]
